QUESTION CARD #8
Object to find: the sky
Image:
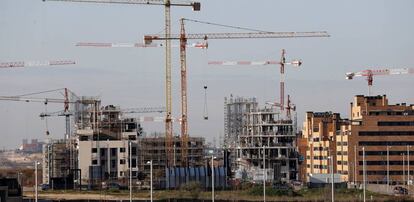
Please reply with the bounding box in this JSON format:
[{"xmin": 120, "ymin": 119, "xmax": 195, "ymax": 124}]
[{"xmin": 0, "ymin": 0, "xmax": 413, "ymax": 149}]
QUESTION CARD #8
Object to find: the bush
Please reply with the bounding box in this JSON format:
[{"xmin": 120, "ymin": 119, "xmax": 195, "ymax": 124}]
[
  {"xmin": 248, "ymin": 185, "xmax": 296, "ymax": 197},
  {"xmin": 179, "ymin": 181, "xmax": 202, "ymax": 199}
]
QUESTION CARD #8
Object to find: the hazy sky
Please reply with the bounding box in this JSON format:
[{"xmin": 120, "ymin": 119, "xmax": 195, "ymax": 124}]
[{"xmin": 0, "ymin": 0, "xmax": 413, "ymax": 149}]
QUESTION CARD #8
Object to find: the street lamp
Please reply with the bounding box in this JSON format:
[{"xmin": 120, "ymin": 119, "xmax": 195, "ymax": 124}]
[
  {"xmin": 387, "ymin": 146, "xmax": 390, "ymax": 193},
  {"xmin": 211, "ymin": 155, "xmax": 216, "ymax": 202},
  {"xmin": 34, "ymin": 160, "xmax": 40, "ymax": 202},
  {"xmin": 129, "ymin": 140, "xmax": 132, "ymax": 202},
  {"xmin": 328, "ymin": 155, "xmax": 334, "ymax": 202},
  {"xmin": 147, "ymin": 160, "xmax": 153, "ymax": 202},
  {"xmin": 263, "ymin": 146, "xmax": 266, "ymax": 202},
  {"xmin": 363, "ymin": 147, "xmax": 366, "ymax": 202},
  {"xmin": 407, "ymin": 145, "xmax": 411, "ymax": 187}
]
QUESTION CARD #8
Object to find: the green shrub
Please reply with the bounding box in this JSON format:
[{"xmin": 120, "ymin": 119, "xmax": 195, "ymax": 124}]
[
  {"xmin": 179, "ymin": 181, "xmax": 202, "ymax": 199},
  {"xmin": 248, "ymin": 185, "xmax": 296, "ymax": 197}
]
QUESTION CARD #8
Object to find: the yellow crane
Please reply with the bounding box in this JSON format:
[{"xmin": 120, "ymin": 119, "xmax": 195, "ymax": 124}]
[{"xmin": 43, "ymin": 0, "xmax": 201, "ymax": 167}]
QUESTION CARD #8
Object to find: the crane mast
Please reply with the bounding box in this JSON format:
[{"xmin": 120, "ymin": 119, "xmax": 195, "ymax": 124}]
[
  {"xmin": 164, "ymin": 0, "xmax": 174, "ymax": 166},
  {"xmin": 280, "ymin": 49, "xmax": 286, "ymax": 112},
  {"xmin": 180, "ymin": 18, "xmax": 189, "ymax": 166}
]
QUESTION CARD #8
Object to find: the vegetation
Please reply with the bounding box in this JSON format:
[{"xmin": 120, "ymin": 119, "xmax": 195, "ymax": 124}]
[
  {"xmin": 25, "ymin": 186, "xmax": 413, "ymax": 201},
  {"xmin": 179, "ymin": 181, "xmax": 203, "ymax": 199}
]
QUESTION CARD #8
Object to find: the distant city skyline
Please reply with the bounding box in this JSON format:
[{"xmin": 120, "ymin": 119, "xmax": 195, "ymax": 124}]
[{"xmin": 0, "ymin": 0, "xmax": 413, "ymax": 149}]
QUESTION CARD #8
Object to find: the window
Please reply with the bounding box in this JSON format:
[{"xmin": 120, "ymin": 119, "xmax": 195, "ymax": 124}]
[
  {"xmin": 360, "ymin": 151, "xmax": 414, "ymax": 156},
  {"xmin": 120, "ymin": 147, "xmax": 126, "ymax": 153},
  {"xmin": 92, "ymin": 160, "xmax": 98, "ymax": 165},
  {"xmin": 100, "ymin": 148, "xmax": 105, "ymax": 156},
  {"xmin": 359, "ymin": 141, "xmax": 414, "ymax": 146},
  {"xmin": 120, "ymin": 159, "xmax": 126, "ymax": 164},
  {"xmin": 111, "ymin": 148, "xmax": 117, "ymax": 156},
  {"xmin": 378, "ymin": 121, "xmax": 414, "ymax": 126},
  {"xmin": 359, "ymin": 131, "xmax": 414, "ymax": 136},
  {"xmin": 92, "ymin": 148, "xmax": 97, "ymax": 153},
  {"xmin": 359, "ymin": 160, "xmax": 413, "ymax": 166}
]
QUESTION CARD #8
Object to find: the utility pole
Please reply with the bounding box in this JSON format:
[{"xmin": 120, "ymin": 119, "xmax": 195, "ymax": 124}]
[
  {"xmin": 354, "ymin": 145, "xmax": 357, "ymax": 186},
  {"xmin": 129, "ymin": 141, "xmax": 132, "ymax": 202},
  {"xmin": 408, "ymin": 145, "xmax": 410, "ymax": 187},
  {"xmin": 403, "ymin": 154, "xmax": 406, "ymax": 185},
  {"xmin": 330, "ymin": 155, "xmax": 334, "ymax": 202},
  {"xmin": 211, "ymin": 156, "xmax": 215, "ymax": 202},
  {"xmin": 263, "ymin": 146, "xmax": 266, "ymax": 202},
  {"xmin": 363, "ymin": 147, "xmax": 366, "ymax": 202},
  {"xmin": 387, "ymin": 145, "xmax": 389, "ymax": 193}
]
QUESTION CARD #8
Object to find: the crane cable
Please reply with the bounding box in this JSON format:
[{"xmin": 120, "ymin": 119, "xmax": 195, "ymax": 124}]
[
  {"xmin": 44, "ymin": 100, "xmax": 50, "ymax": 136},
  {"xmin": 203, "ymin": 85, "xmax": 208, "ymax": 120},
  {"xmin": 183, "ymin": 18, "xmax": 271, "ymax": 33}
]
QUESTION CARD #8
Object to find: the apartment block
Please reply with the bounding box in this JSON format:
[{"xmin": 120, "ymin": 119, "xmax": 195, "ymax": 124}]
[
  {"xmin": 302, "ymin": 111, "xmax": 350, "ymax": 182},
  {"xmin": 349, "ymin": 95, "xmax": 414, "ymax": 185}
]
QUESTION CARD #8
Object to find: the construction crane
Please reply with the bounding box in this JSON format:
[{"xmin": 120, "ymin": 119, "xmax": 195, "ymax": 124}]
[
  {"xmin": 44, "ymin": 0, "xmax": 201, "ymax": 167},
  {"xmin": 346, "ymin": 67, "xmax": 414, "ymax": 95},
  {"xmin": 209, "ymin": 49, "xmax": 302, "ymax": 115},
  {"xmin": 265, "ymin": 95, "xmax": 296, "ymax": 119},
  {"xmin": 144, "ymin": 18, "xmax": 330, "ymax": 166},
  {"xmin": 101, "ymin": 106, "xmax": 166, "ymax": 114},
  {"xmin": 76, "ymin": 41, "xmax": 208, "ymax": 49},
  {"xmin": 0, "ymin": 60, "xmax": 76, "ymax": 68},
  {"xmin": 0, "ymin": 88, "xmax": 77, "ymax": 139}
]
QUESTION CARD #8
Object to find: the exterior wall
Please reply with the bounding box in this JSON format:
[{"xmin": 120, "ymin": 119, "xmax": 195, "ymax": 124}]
[
  {"xmin": 297, "ymin": 135, "xmax": 308, "ymax": 182},
  {"xmin": 302, "ymin": 112, "xmax": 350, "ymax": 182},
  {"xmin": 78, "ymin": 139, "xmax": 137, "ymax": 184},
  {"xmin": 348, "ymin": 95, "xmax": 414, "ymax": 185}
]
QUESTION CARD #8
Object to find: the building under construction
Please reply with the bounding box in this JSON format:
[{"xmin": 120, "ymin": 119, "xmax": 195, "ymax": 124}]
[
  {"xmin": 138, "ymin": 136, "xmax": 205, "ymax": 188},
  {"xmin": 224, "ymin": 95, "xmax": 299, "ymax": 183}
]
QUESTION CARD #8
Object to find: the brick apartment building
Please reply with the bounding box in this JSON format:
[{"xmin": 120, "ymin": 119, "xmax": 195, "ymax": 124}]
[
  {"xmin": 301, "ymin": 112, "xmax": 350, "ymax": 182},
  {"xmin": 300, "ymin": 95, "xmax": 414, "ymax": 185},
  {"xmin": 349, "ymin": 95, "xmax": 414, "ymax": 185}
]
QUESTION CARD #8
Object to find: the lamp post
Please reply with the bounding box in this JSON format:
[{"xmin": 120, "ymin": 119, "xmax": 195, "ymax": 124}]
[
  {"xmin": 403, "ymin": 154, "xmax": 406, "ymax": 186},
  {"xmin": 328, "ymin": 155, "xmax": 334, "ymax": 202},
  {"xmin": 263, "ymin": 146, "xmax": 266, "ymax": 202},
  {"xmin": 129, "ymin": 141, "xmax": 132, "ymax": 202},
  {"xmin": 211, "ymin": 155, "xmax": 215, "ymax": 202},
  {"xmin": 408, "ymin": 145, "xmax": 410, "ymax": 187},
  {"xmin": 387, "ymin": 146, "xmax": 390, "ymax": 193},
  {"xmin": 34, "ymin": 160, "xmax": 40, "ymax": 202},
  {"xmin": 354, "ymin": 145, "xmax": 357, "ymax": 186},
  {"xmin": 363, "ymin": 147, "xmax": 366, "ymax": 202},
  {"xmin": 147, "ymin": 160, "xmax": 153, "ymax": 202}
]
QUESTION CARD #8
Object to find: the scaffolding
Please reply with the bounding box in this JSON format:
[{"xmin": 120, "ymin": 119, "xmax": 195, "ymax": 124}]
[
  {"xmin": 225, "ymin": 95, "xmax": 298, "ymax": 183},
  {"xmin": 138, "ymin": 136, "xmax": 205, "ymax": 188}
]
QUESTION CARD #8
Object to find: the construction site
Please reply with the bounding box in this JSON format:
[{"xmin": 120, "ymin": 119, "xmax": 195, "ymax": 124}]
[{"xmin": 0, "ymin": 0, "xmax": 413, "ymax": 201}]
